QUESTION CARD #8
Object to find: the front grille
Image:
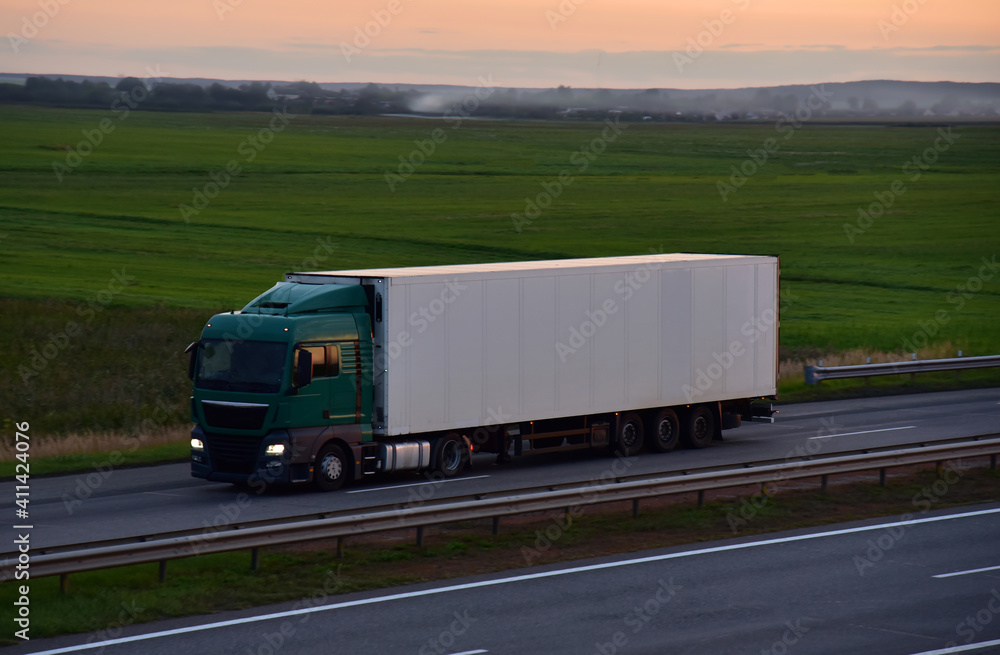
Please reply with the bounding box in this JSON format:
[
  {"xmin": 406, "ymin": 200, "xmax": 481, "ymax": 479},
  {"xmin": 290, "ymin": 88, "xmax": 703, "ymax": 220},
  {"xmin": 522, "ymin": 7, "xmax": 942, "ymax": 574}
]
[
  {"xmin": 207, "ymin": 434, "xmax": 263, "ymax": 474},
  {"xmin": 202, "ymin": 401, "xmax": 269, "ymax": 430}
]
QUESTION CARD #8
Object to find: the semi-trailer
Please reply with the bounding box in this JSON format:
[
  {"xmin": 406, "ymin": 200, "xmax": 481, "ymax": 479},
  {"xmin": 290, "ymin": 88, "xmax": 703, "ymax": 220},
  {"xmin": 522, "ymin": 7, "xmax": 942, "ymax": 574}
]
[{"xmin": 188, "ymin": 253, "xmax": 778, "ymax": 490}]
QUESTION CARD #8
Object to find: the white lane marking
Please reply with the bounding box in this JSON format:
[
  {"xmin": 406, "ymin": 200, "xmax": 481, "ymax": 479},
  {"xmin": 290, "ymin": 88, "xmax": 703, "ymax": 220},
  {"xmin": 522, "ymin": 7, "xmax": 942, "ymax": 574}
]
[
  {"xmin": 907, "ymin": 638, "xmax": 1000, "ymax": 654},
  {"xmin": 25, "ymin": 506, "xmax": 1000, "ymax": 655},
  {"xmin": 933, "ymin": 564, "xmax": 1000, "ymax": 579},
  {"xmin": 346, "ymin": 475, "xmax": 490, "ymax": 494},
  {"xmin": 808, "ymin": 425, "xmax": 917, "ymax": 439},
  {"xmin": 449, "ymin": 651, "xmax": 488, "ymax": 655}
]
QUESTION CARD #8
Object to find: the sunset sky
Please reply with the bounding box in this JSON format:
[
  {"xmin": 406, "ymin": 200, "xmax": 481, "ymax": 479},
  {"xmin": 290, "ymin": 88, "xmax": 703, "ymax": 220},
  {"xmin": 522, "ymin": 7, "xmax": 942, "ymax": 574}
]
[{"xmin": 2, "ymin": 0, "xmax": 998, "ymax": 88}]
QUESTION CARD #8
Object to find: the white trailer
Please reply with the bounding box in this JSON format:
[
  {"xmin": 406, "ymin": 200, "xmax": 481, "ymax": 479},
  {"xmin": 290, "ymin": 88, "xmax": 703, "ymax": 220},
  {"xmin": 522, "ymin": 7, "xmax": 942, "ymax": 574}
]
[{"xmin": 285, "ymin": 253, "xmax": 777, "ymax": 463}]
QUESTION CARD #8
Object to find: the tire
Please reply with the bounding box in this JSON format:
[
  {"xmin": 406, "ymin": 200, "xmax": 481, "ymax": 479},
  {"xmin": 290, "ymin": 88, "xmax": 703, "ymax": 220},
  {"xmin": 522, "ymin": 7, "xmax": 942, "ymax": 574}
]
[
  {"xmin": 614, "ymin": 412, "xmax": 644, "ymax": 457},
  {"xmin": 313, "ymin": 443, "xmax": 349, "ymax": 491},
  {"xmin": 647, "ymin": 408, "xmax": 680, "ymax": 453},
  {"xmin": 682, "ymin": 406, "xmax": 715, "ymax": 449},
  {"xmin": 433, "ymin": 434, "xmax": 466, "ymax": 478}
]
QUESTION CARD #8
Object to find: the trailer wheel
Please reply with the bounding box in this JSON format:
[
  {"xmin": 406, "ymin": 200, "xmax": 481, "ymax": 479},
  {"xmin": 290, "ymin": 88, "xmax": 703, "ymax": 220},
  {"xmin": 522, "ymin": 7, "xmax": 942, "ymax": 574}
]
[
  {"xmin": 314, "ymin": 443, "xmax": 349, "ymax": 491},
  {"xmin": 433, "ymin": 434, "xmax": 465, "ymax": 478},
  {"xmin": 647, "ymin": 408, "xmax": 680, "ymax": 453},
  {"xmin": 683, "ymin": 406, "xmax": 715, "ymax": 449},
  {"xmin": 614, "ymin": 412, "xmax": 644, "ymax": 457}
]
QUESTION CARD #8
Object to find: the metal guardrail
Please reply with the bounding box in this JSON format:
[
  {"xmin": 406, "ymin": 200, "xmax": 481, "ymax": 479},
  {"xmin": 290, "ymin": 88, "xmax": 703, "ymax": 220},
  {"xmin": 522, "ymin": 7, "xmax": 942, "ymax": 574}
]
[
  {"xmin": 804, "ymin": 354, "xmax": 1000, "ymax": 385},
  {"xmin": 3, "ymin": 435, "xmax": 998, "ymax": 582}
]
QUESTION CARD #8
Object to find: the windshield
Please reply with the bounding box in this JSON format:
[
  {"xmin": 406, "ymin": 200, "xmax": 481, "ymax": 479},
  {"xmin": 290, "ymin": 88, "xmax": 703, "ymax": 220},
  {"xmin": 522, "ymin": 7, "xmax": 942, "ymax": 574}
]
[{"xmin": 195, "ymin": 339, "xmax": 287, "ymax": 393}]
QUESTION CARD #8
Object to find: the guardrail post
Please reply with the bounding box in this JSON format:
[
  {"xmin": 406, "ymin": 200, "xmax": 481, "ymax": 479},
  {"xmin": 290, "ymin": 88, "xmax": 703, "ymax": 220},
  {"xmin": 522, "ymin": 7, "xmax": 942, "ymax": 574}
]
[
  {"xmin": 59, "ymin": 574, "xmax": 68, "ymax": 594},
  {"xmin": 820, "ymin": 475, "xmax": 828, "ymax": 492},
  {"xmin": 336, "ymin": 536, "xmax": 344, "ymax": 558},
  {"xmin": 697, "ymin": 490, "xmax": 704, "ymax": 507},
  {"xmin": 416, "ymin": 526, "xmax": 424, "ymax": 547},
  {"xmin": 879, "ymin": 468, "xmax": 886, "ymax": 487},
  {"xmin": 492, "ymin": 517, "xmax": 500, "ymax": 535},
  {"xmin": 158, "ymin": 560, "xmax": 167, "ymax": 582},
  {"xmin": 251, "ymin": 547, "xmax": 259, "ymax": 571},
  {"xmin": 991, "ymin": 454, "xmax": 997, "ymax": 470},
  {"xmin": 632, "ymin": 499, "xmax": 639, "ymax": 518}
]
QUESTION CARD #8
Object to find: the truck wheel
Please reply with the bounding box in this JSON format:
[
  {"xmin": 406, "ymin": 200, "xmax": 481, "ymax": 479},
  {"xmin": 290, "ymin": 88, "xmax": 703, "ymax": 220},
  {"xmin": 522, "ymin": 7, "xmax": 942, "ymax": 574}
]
[
  {"xmin": 433, "ymin": 434, "xmax": 465, "ymax": 478},
  {"xmin": 614, "ymin": 412, "xmax": 643, "ymax": 457},
  {"xmin": 314, "ymin": 444, "xmax": 349, "ymax": 491},
  {"xmin": 647, "ymin": 408, "xmax": 680, "ymax": 453},
  {"xmin": 682, "ymin": 406, "xmax": 715, "ymax": 449}
]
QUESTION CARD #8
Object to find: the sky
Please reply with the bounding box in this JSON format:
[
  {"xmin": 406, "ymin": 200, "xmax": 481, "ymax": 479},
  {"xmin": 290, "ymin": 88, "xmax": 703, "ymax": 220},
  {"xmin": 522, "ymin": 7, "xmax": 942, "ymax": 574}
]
[{"xmin": 2, "ymin": 0, "xmax": 998, "ymax": 88}]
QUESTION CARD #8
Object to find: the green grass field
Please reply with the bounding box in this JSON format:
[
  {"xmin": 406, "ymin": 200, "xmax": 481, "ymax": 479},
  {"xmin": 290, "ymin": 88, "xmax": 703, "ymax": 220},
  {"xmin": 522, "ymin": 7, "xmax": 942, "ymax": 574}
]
[{"xmin": 1, "ymin": 105, "xmax": 999, "ymax": 437}]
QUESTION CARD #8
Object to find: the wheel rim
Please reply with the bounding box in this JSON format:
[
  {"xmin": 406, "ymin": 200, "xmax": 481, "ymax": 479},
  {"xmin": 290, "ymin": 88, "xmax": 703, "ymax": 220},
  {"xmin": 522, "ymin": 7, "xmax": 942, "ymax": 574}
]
[
  {"xmin": 441, "ymin": 441, "xmax": 462, "ymax": 472},
  {"xmin": 693, "ymin": 416, "xmax": 709, "ymax": 442},
  {"xmin": 321, "ymin": 453, "xmax": 343, "ymax": 481},
  {"xmin": 658, "ymin": 419, "xmax": 676, "ymax": 445},
  {"xmin": 622, "ymin": 422, "xmax": 638, "ymax": 448}
]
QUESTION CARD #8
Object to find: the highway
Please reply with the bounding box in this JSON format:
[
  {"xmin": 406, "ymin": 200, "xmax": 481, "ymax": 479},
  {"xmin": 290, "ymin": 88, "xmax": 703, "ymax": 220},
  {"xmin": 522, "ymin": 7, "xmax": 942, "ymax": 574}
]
[
  {"xmin": 11, "ymin": 503, "xmax": 1000, "ymax": 655},
  {"xmin": 4, "ymin": 387, "xmax": 1000, "ymax": 550}
]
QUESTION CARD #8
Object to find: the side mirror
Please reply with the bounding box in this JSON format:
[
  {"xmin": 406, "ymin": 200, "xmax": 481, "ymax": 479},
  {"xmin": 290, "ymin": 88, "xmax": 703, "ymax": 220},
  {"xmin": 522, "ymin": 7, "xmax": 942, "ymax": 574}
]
[
  {"xmin": 185, "ymin": 342, "xmax": 198, "ymax": 380},
  {"xmin": 294, "ymin": 348, "xmax": 313, "ymax": 388}
]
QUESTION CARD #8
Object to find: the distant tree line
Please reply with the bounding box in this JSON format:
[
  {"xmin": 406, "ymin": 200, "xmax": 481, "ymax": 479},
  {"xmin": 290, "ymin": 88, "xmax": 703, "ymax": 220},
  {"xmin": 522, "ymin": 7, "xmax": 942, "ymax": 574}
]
[{"xmin": 0, "ymin": 76, "xmax": 993, "ymax": 120}]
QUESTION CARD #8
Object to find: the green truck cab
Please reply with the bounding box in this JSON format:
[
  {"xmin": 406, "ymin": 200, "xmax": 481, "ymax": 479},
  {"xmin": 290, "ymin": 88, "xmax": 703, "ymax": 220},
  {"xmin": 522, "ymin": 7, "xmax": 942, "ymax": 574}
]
[{"xmin": 189, "ymin": 281, "xmax": 375, "ymax": 490}]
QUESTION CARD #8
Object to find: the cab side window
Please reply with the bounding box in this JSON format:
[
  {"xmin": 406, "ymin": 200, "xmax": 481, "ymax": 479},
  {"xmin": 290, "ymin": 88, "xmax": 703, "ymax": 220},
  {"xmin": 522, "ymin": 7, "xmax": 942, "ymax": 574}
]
[{"xmin": 297, "ymin": 343, "xmax": 339, "ymax": 379}]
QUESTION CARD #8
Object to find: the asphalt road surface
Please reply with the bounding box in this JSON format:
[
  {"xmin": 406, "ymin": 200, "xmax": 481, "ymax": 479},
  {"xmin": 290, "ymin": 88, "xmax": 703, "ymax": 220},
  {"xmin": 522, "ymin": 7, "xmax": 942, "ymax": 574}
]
[
  {"xmin": 4, "ymin": 387, "xmax": 999, "ymax": 550},
  {"xmin": 11, "ymin": 503, "xmax": 1000, "ymax": 655}
]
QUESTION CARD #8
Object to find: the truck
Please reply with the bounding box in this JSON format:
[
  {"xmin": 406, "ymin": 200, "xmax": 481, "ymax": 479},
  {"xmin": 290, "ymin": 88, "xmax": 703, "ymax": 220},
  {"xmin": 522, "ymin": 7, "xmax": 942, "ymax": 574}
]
[{"xmin": 188, "ymin": 253, "xmax": 778, "ymax": 490}]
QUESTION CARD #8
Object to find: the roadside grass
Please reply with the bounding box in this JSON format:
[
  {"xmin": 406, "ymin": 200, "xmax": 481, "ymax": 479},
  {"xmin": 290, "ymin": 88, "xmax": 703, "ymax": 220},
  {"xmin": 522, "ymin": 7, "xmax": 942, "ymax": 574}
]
[
  {"xmin": 3, "ymin": 464, "xmax": 996, "ymax": 644},
  {"xmin": 0, "ymin": 432, "xmax": 189, "ymax": 478}
]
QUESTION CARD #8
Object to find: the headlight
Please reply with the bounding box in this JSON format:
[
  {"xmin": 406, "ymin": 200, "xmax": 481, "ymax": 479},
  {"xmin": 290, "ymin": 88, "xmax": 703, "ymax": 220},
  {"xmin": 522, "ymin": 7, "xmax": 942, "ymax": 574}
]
[
  {"xmin": 265, "ymin": 443, "xmax": 286, "ymax": 455},
  {"xmin": 191, "ymin": 438, "xmax": 204, "ymax": 450}
]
